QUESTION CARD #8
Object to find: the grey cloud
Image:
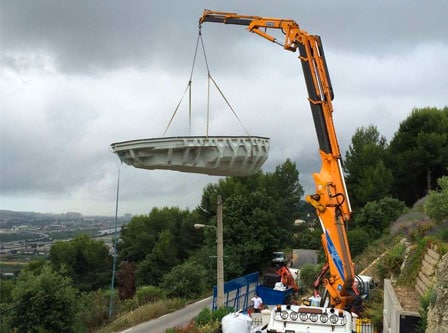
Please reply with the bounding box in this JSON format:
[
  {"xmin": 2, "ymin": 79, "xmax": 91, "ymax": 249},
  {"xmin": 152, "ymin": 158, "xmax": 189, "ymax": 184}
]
[
  {"xmin": 2, "ymin": 1, "xmax": 447, "ymax": 74},
  {"xmin": 1, "ymin": 0, "xmax": 447, "ymax": 215}
]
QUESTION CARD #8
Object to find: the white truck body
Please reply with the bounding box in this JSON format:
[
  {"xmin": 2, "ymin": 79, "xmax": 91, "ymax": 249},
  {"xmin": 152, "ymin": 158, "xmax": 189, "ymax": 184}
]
[{"xmin": 266, "ymin": 304, "xmax": 354, "ymax": 333}]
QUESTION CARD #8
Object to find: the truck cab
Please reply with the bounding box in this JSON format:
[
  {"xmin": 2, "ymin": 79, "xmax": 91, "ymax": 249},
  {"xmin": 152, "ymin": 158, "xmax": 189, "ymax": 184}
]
[{"xmin": 272, "ymin": 252, "xmax": 287, "ymax": 267}]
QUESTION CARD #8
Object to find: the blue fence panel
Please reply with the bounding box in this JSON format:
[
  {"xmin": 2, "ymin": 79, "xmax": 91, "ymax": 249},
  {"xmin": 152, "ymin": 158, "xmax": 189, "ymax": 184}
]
[{"xmin": 212, "ymin": 272, "xmax": 259, "ymax": 311}]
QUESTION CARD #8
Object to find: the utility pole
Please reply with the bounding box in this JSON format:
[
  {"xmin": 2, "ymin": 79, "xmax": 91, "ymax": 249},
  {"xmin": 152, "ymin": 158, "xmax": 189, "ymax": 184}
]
[{"xmin": 216, "ymin": 195, "xmax": 224, "ymax": 308}]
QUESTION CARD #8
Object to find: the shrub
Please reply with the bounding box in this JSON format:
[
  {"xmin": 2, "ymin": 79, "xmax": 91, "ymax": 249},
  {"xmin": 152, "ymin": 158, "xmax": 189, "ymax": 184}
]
[
  {"xmin": 167, "ymin": 321, "xmax": 201, "ymax": 333},
  {"xmin": 77, "ymin": 289, "xmax": 114, "ymax": 330},
  {"xmin": 363, "ymin": 287, "xmax": 384, "ymax": 329},
  {"xmin": 397, "ymin": 238, "xmax": 428, "ymax": 286},
  {"xmin": 195, "ymin": 307, "xmax": 214, "ymax": 327},
  {"xmin": 161, "ymin": 262, "xmax": 207, "ymax": 299},
  {"xmin": 418, "ymin": 288, "xmax": 437, "ymax": 332},
  {"xmin": 383, "ymin": 243, "xmax": 405, "ymax": 278},
  {"xmin": 425, "ymin": 175, "xmax": 448, "ymax": 223},
  {"xmin": 135, "ymin": 285, "xmax": 166, "ymax": 306},
  {"xmin": 116, "ymin": 261, "xmax": 136, "ymax": 300},
  {"xmin": 375, "ymin": 260, "xmax": 387, "ymax": 284},
  {"xmin": 299, "ymin": 263, "xmax": 321, "ymax": 293},
  {"xmin": 348, "ymin": 228, "xmax": 370, "ymax": 257},
  {"xmin": 211, "ymin": 306, "xmax": 233, "ymax": 322},
  {"xmin": 8, "ymin": 264, "xmax": 78, "ymax": 333},
  {"xmin": 195, "ymin": 306, "xmax": 233, "ymax": 327},
  {"xmin": 354, "ymin": 197, "xmax": 407, "ymax": 239},
  {"xmin": 436, "ymin": 226, "xmax": 448, "ymax": 242}
]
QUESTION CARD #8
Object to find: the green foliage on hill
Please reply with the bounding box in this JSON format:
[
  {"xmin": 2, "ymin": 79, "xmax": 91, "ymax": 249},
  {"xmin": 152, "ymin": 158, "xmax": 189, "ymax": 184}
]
[
  {"xmin": 388, "ymin": 107, "xmax": 448, "ymax": 205},
  {"xmin": 2, "ymin": 264, "xmax": 78, "ymax": 333},
  {"xmin": 344, "ymin": 125, "xmax": 391, "ymax": 209},
  {"xmin": 344, "ymin": 107, "xmax": 448, "ymax": 208},
  {"xmin": 161, "ymin": 262, "xmax": 208, "ymax": 299},
  {"xmin": 49, "ymin": 234, "xmax": 112, "ymax": 291},
  {"xmin": 2, "ymin": 105, "xmax": 447, "ymax": 332},
  {"xmin": 352, "ymin": 197, "xmax": 407, "ymax": 239},
  {"xmin": 425, "ymin": 175, "xmax": 448, "ymax": 224}
]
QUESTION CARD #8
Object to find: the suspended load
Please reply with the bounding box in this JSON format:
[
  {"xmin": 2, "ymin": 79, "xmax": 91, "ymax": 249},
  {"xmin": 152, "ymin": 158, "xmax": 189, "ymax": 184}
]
[
  {"xmin": 111, "ymin": 23, "xmax": 270, "ymax": 177},
  {"xmin": 111, "ymin": 136, "xmax": 269, "ymax": 177}
]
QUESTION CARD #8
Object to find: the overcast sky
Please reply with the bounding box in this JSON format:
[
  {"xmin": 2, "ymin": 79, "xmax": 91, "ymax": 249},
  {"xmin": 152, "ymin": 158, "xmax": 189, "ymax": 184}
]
[{"xmin": 1, "ymin": 1, "xmax": 447, "ymax": 216}]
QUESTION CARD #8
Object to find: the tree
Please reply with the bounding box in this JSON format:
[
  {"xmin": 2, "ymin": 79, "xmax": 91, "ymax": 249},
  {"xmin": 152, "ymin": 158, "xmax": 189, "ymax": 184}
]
[
  {"xmin": 118, "ymin": 214, "xmax": 157, "ymax": 262},
  {"xmin": 294, "ymin": 223, "xmax": 321, "ymax": 250},
  {"xmin": 135, "ymin": 229, "xmax": 180, "ymax": 286},
  {"xmin": 49, "ymin": 234, "xmax": 112, "ymax": 291},
  {"xmin": 347, "ymin": 228, "xmax": 370, "ymax": 257},
  {"xmin": 388, "ymin": 107, "xmax": 448, "ymax": 205},
  {"xmin": 118, "ymin": 207, "xmax": 203, "ymax": 286},
  {"xmin": 0, "ymin": 279, "xmax": 14, "ymax": 310},
  {"xmin": 299, "ymin": 263, "xmax": 322, "ymax": 292},
  {"xmin": 265, "ymin": 159, "xmax": 303, "ymax": 219},
  {"xmin": 344, "ymin": 125, "xmax": 392, "ymax": 209},
  {"xmin": 353, "ymin": 197, "xmax": 407, "ymax": 239},
  {"xmin": 161, "ymin": 262, "xmax": 207, "ymax": 299},
  {"xmin": 197, "ymin": 160, "xmax": 303, "ymax": 278},
  {"xmin": 7, "ymin": 264, "xmax": 78, "ymax": 332},
  {"xmin": 425, "ymin": 175, "xmax": 448, "ymax": 223},
  {"xmin": 116, "ymin": 261, "xmax": 136, "ymax": 300}
]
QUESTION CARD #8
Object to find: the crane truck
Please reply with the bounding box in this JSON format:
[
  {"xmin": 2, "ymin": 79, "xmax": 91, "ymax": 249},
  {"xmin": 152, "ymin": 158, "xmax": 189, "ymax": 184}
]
[{"xmin": 199, "ymin": 10, "xmax": 374, "ymax": 332}]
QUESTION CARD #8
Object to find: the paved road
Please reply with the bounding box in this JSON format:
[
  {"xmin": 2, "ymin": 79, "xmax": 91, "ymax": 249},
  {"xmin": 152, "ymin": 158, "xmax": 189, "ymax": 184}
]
[{"xmin": 119, "ymin": 296, "xmax": 212, "ymax": 333}]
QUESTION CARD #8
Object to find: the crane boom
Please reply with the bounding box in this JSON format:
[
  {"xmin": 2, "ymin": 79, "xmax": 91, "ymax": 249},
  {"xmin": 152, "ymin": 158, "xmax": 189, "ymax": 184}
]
[{"xmin": 200, "ymin": 9, "xmax": 359, "ymax": 312}]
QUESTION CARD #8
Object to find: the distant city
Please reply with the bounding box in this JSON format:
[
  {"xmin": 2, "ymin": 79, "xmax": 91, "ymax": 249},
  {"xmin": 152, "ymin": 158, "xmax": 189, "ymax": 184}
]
[{"xmin": 0, "ymin": 210, "xmax": 132, "ymax": 259}]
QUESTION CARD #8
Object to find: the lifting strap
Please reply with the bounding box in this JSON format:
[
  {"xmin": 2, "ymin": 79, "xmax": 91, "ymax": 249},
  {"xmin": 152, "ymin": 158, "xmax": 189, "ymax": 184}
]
[{"xmin": 162, "ymin": 27, "xmax": 250, "ymax": 137}]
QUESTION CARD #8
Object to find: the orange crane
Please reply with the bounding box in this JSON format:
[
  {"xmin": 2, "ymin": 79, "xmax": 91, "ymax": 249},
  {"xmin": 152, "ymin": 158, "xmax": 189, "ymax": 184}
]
[{"xmin": 200, "ymin": 10, "xmax": 362, "ymax": 314}]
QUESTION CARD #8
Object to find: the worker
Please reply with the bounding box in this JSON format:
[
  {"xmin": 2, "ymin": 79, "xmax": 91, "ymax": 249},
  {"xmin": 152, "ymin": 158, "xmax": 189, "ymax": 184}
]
[{"xmin": 251, "ymin": 293, "xmax": 263, "ymax": 313}]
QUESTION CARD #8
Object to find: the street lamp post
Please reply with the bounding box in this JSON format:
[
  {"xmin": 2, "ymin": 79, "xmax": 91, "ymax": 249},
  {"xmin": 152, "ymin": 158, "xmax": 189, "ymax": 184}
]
[{"xmin": 194, "ymin": 194, "xmax": 225, "ymax": 308}]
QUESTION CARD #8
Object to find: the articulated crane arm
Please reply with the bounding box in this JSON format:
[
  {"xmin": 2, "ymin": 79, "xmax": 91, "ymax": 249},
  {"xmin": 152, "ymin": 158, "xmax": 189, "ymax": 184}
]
[{"xmin": 200, "ymin": 10, "xmax": 361, "ymax": 313}]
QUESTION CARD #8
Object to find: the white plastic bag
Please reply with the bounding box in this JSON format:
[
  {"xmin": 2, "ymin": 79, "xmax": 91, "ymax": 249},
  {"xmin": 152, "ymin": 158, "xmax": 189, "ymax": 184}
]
[{"xmin": 221, "ymin": 312, "xmax": 252, "ymax": 333}]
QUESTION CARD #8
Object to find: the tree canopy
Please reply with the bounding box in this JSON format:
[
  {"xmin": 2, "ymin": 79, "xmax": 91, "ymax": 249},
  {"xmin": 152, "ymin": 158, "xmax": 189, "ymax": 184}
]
[
  {"xmin": 425, "ymin": 174, "xmax": 448, "ymax": 223},
  {"xmin": 117, "ymin": 159, "xmax": 304, "ymax": 288},
  {"xmin": 7, "ymin": 264, "xmax": 78, "ymax": 333},
  {"xmin": 117, "ymin": 207, "xmax": 203, "ymax": 286},
  {"xmin": 195, "ymin": 159, "xmax": 303, "ymax": 278},
  {"xmin": 3, "ymin": 103, "xmax": 448, "ymax": 332},
  {"xmin": 344, "ymin": 125, "xmax": 392, "ymax": 209},
  {"xmin": 49, "ymin": 234, "xmax": 112, "ymax": 291},
  {"xmin": 352, "ymin": 197, "xmax": 407, "ymax": 239},
  {"xmin": 388, "ymin": 107, "xmax": 448, "ymax": 205}
]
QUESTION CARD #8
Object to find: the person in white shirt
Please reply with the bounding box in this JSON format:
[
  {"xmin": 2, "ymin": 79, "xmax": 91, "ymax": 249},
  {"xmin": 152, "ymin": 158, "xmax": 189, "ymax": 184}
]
[{"xmin": 251, "ymin": 293, "xmax": 263, "ymax": 313}]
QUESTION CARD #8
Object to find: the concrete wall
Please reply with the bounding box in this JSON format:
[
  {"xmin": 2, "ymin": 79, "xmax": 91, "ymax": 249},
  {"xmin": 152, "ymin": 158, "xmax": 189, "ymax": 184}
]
[
  {"xmin": 383, "ymin": 244, "xmax": 441, "ymax": 332},
  {"xmin": 383, "ymin": 279, "xmax": 420, "ymax": 333},
  {"xmin": 291, "ymin": 249, "xmax": 318, "ymax": 268}
]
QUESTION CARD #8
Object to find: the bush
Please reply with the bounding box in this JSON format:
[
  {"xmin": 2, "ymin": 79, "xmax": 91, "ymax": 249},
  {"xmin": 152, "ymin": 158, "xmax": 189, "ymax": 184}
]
[
  {"xmin": 353, "ymin": 197, "xmax": 407, "ymax": 239},
  {"xmin": 135, "ymin": 285, "xmax": 166, "ymax": 306},
  {"xmin": 397, "ymin": 238, "xmax": 428, "ymax": 286},
  {"xmin": 77, "ymin": 289, "xmax": 114, "ymax": 331},
  {"xmin": 195, "ymin": 307, "xmax": 214, "ymax": 327},
  {"xmin": 161, "ymin": 262, "xmax": 208, "ymax": 299},
  {"xmin": 363, "ymin": 287, "xmax": 384, "ymax": 329},
  {"xmin": 425, "ymin": 175, "xmax": 448, "ymax": 223},
  {"xmin": 348, "ymin": 228, "xmax": 370, "ymax": 257},
  {"xmin": 195, "ymin": 306, "xmax": 233, "ymax": 327},
  {"xmin": 383, "ymin": 243, "xmax": 405, "ymax": 278},
  {"xmin": 435, "ymin": 226, "xmax": 448, "ymax": 242},
  {"xmin": 8, "ymin": 264, "xmax": 79, "ymax": 333},
  {"xmin": 116, "ymin": 261, "xmax": 136, "ymax": 300},
  {"xmin": 418, "ymin": 288, "xmax": 437, "ymax": 332},
  {"xmin": 299, "ymin": 263, "xmax": 321, "ymax": 293}
]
